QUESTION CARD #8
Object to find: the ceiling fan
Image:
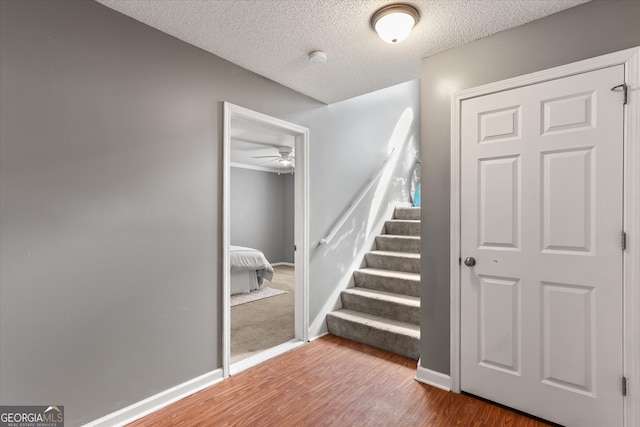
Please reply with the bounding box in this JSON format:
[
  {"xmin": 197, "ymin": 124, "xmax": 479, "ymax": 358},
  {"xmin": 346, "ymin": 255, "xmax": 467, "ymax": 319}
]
[{"xmin": 252, "ymin": 146, "xmax": 295, "ymax": 174}]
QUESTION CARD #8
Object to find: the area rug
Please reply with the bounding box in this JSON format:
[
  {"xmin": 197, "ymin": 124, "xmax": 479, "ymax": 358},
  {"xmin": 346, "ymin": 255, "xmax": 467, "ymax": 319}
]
[{"xmin": 231, "ymin": 287, "xmax": 287, "ymax": 307}]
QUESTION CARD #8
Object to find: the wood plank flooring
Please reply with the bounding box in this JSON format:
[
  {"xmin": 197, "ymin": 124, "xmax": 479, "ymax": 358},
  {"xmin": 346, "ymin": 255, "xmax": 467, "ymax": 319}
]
[{"xmin": 128, "ymin": 335, "xmax": 550, "ymax": 427}]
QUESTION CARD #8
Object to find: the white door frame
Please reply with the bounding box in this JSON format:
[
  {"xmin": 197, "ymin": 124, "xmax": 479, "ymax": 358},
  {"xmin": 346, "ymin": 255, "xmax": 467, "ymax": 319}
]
[
  {"xmin": 450, "ymin": 47, "xmax": 640, "ymax": 426},
  {"xmin": 222, "ymin": 102, "xmax": 309, "ymax": 378}
]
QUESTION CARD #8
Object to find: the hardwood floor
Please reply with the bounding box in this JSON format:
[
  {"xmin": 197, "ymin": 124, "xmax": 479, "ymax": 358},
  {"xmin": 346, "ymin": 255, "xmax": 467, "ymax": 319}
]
[{"xmin": 128, "ymin": 335, "xmax": 550, "ymax": 427}]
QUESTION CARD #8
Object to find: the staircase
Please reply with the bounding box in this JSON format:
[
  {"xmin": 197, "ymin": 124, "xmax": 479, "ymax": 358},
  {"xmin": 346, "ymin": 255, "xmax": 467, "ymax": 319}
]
[{"xmin": 326, "ymin": 207, "xmax": 420, "ymax": 360}]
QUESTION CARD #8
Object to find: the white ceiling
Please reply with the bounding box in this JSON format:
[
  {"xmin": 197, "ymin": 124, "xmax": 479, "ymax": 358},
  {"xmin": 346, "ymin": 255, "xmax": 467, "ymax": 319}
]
[
  {"xmin": 95, "ymin": 0, "xmax": 590, "ymax": 104},
  {"xmin": 230, "ymin": 118, "xmax": 295, "ymax": 173}
]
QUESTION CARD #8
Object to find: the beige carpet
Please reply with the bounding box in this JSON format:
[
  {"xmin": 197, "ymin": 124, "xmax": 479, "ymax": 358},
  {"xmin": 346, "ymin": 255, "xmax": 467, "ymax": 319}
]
[{"xmin": 231, "ymin": 265, "xmax": 295, "ymax": 362}]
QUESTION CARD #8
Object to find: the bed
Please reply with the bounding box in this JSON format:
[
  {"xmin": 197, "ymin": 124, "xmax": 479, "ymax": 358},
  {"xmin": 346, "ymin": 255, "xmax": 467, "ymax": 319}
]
[{"xmin": 230, "ymin": 246, "xmax": 274, "ymax": 295}]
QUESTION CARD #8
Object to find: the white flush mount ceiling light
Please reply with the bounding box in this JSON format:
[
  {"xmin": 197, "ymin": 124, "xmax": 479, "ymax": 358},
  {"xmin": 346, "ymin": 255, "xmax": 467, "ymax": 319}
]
[{"xmin": 371, "ymin": 3, "xmax": 419, "ymax": 44}]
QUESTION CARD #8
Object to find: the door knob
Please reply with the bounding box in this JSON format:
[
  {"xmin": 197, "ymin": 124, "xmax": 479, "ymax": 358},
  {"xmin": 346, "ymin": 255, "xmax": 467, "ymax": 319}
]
[{"xmin": 464, "ymin": 257, "xmax": 476, "ymax": 267}]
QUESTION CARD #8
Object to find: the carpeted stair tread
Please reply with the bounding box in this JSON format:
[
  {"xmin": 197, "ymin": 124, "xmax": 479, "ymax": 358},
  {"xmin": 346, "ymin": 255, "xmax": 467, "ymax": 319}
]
[
  {"xmin": 377, "ymin": 234, "xmax": 421, "ymax": 241},
  {"xmin": 328, "ymin": 309, "xmax": 419, "ymax": 335},
  {"xmin": 367, "ymin": 250, "xmax": 420, "ymax": 259},
  {"xmin": 394, "ymin": 207, "xmax": 421, "ymax": 220},
  {"xmin": 355, "ymin": 267, "xmax": 420, "ymax": 281},
  {"xmin": 387, "ymin": 219, "xmax": 420, "ymax": 224},
  {"xmin": 341, "ymin": 287, "xmax": 419, "ymax": 325},
  {"xmin": 326, "ymin": 309, "xmax": 420, "ymax": 359},
  {"xmin": 384, "ymin": 219, "xmax": 420, "ymax": 236},
  {"xmin": 375, "ymin": 235, "xmax": 420, "ymax": 253},
  {"xmin": 343, "ymin": 287, "xmax": 419, "ymax": 306},
  {"xmin": 353, "ymin": 268, "xmax": 420, "ymax": 297},
  {"xmin": 365, "ymin": 251, "xmax": 420, "ymax": 273}
]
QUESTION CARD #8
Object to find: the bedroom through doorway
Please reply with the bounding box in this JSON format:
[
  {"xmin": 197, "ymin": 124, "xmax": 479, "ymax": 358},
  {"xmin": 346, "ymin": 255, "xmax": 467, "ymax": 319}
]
[{"xmin": 222, "ymin": 103, "xmax": 309, "ymax": 377}]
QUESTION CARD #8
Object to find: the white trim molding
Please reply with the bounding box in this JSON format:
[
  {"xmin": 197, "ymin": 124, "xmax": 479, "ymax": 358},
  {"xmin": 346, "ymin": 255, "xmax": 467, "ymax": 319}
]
[
  {"xmin": 415, "ymin": 359, "xmax": 452, "ymax": 392},
  {"xmin": 622, "ymin": 46, "xmax": 640, "ymax": 427},
  {"xmin": 223, "ymin": 102, "xmax": 310, "ymax": 378},
  {"xmin": 229, "ymin": 339, "xmax": 305, "ymax": 376},
  {"xmin": 82, "ymin": 369, "xmax": 224, "ymax": 427},
  {"xmin": 450, "ymin": 47, "xmax": 640, "ymax": 427}
]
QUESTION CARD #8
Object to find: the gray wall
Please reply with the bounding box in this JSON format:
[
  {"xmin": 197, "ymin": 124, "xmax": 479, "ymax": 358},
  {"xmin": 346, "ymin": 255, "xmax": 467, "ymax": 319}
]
[
  {"xmin": 420, "ymin": 0, "xmax": 640, "ymax": 374},
  {"xmin": 0, "ymin": 1, "xmax": 419, "ymax": 425},
  {"xmin": 283, "ymin": 173, "xmax": 295, "ymax": 262},
  {"xmin": 230, "ymin": 167, "xmax": 294, "ymax": 264}
]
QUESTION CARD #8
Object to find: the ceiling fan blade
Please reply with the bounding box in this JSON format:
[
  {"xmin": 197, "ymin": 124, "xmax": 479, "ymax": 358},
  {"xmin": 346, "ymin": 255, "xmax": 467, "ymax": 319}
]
[{"xmin": 260, "ymin": 158, "xmax": 279, "ymax": 164}]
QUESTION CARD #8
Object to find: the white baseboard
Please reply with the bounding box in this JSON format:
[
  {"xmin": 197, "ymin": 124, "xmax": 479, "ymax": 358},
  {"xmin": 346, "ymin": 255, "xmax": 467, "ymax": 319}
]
[
  {"xmin": 83, "ymin": 369, "xmax": 224, "ymax": 427},
  {"xmin": 415, "ymin": 359, "xmax": 452, "ymax": 392},
  {"xmin": 309, "ymin": 330, "xmax": 329, "ymax": 341},
  {"xmin": 230, "ymin": 339, "xmax": 304, "ymax": 376},
  {"xmin": 308, "ymin": 318, "xmax": 329, "ymax": 340}
]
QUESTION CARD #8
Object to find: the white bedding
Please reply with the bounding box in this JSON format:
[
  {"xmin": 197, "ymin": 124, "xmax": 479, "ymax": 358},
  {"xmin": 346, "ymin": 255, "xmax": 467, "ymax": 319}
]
[{"xmin": 230, "ymin": 246, "xmax": 274, "ymax": 294}]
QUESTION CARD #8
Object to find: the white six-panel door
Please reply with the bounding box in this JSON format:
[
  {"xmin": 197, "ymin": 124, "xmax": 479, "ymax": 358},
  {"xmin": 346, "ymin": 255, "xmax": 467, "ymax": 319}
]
[{"xmin": 460, "ymin": 65, "xmax": 624, "ymax": 426}]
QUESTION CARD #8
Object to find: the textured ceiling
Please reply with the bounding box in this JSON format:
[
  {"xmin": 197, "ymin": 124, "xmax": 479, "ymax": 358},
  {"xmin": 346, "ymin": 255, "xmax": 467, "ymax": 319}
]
[{"xmin": 96, "ymin": 0, "xmax": 590, "ymax": 104}]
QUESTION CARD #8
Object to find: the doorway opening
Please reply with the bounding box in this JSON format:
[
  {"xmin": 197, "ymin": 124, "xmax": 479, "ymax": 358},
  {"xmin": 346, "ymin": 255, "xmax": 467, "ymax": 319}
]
[{"xmin": 222, "ymin": 103, "xmax": 309, "ymax": 377}]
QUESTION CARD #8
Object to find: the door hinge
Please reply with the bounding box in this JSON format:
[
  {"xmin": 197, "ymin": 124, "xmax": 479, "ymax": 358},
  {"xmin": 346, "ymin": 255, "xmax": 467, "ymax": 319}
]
[
  {"xmin": 623, "ymin": 376, "xmax": 628, "ymax": 396},
  {"xmin": 611, "ymin": 83, "xmax": 628, "ymax": 105},
  {"xmin": 621, "ymin": 231, "xmax": 627, "ymax": 251}
]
